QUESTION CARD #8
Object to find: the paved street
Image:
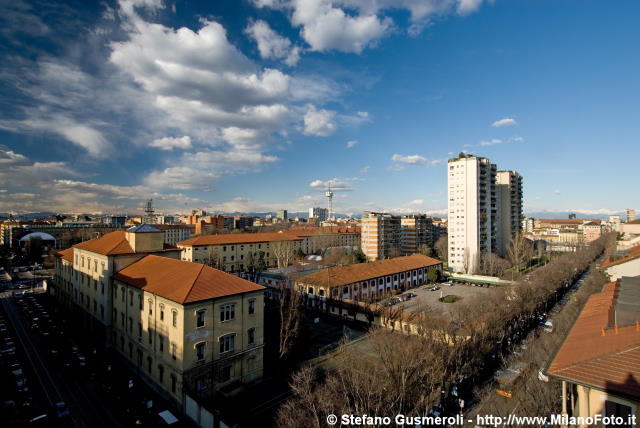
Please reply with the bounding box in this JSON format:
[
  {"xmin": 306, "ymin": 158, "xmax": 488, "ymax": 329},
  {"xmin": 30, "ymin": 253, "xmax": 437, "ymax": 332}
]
[{"xmin": 1, "ymin": 293, "xmax": 122, "ymax": 428}]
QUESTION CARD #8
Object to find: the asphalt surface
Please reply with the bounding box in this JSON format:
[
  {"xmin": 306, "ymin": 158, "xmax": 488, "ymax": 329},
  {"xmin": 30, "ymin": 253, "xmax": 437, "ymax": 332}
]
[{"xmin": 1, "ymin": 293, "xmax": 121, "ymax": 428}]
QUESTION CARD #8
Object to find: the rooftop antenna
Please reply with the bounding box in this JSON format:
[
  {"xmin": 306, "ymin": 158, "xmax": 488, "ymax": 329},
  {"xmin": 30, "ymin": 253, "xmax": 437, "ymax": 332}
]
[
  {"xmin": 325, "ymin": 183, "xmax": 334, "ymax": 221},
  {"xmin": 145, "ymin": 199, "xmax": 154, "ymax": 216}
]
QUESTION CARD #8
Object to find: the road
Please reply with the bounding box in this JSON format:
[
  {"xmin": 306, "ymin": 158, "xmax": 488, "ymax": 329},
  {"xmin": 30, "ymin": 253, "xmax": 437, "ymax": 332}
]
[{"xmin": 1, "ymin": 294, "xmax": 122, "ymax": 428}]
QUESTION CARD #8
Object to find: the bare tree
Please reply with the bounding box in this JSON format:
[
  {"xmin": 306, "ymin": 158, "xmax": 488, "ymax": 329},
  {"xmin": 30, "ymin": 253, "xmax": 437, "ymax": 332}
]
[
  {"xmin": 272, "ymin": 240, "xmax": 296, "ymax": 269},
  {"xmin": 507, "ymin": 232, "xmax": 534, "ymax": 276},
  {"xmin": 202, "ymin": 247, "xmax": 223, "ymax": 270},
  {"xmin": 277, "ymin": 284, "xmax": 302, "ymax": 360},
  {"xmin": 388, "ymin": 246, "xmax": 402, "ymax": 259},
  {"xmin": 434, "ymin": 236, "xmax": 448, "ymax": 262},
  {"xmin": 418, "ymin": 243, "xmax": 433, "ymax": 257}
]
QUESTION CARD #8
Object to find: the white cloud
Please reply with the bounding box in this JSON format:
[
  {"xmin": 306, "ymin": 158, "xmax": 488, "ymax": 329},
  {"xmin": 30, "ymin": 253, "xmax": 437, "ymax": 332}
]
[
  {"xmin": 387, "ymin": 164, "xmax": 405, "ymax": 172},
  {"xmin": 391, "ymin": 153, "xmax": 428, "ymax": 165},
  {"xmin": 346, "ymin": 140, "xmax": 358, "ymax": 148},
  {"xmin": 508, "ymin": 136, "xmax": 524, "ymax": 143},
  {"xmin": 149, "ymin": 136, "xmax": 192, "ymax": 150},
  {"xmin": 457, "ymin": 0, "xmax": 483, "ymax": 15},
  {"xmin": 491, "ymin": 117, "xmax": 517, "ymax": 127},
  {"xmin": 479, "ymin": 138, "xmax": 503, "ymax": 146},
  {"xmin": 303, "ymin": 105, "xmax": 336, "ymax": 136},
  {"xmin": 309, "ymin": 177, "xmax": 356, "ymax": 191},
  {"xmin": 360, "ymin": 165, "xmax": 370, "ymax": 173},
  {"xmin": 245, "ymin": 20, "xmax": 301, "ymax": 66}
]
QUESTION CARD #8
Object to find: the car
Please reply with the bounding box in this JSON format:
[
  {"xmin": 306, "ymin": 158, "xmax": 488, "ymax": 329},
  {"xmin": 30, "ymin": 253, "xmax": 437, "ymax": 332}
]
[
  {"xmin": 55, "ymin": 402, "xmax": 70, "ymax": 419},
  {"xmin": 431, "ymin": 286, "xmax": 440, "ymax": 291},
  {"xmin": 543, "ymin": 321, "xmax": 553, "ymax": 333},
  {"xmin": 406, "ymin": 292, "xmax": 418, "ymax": 298}
]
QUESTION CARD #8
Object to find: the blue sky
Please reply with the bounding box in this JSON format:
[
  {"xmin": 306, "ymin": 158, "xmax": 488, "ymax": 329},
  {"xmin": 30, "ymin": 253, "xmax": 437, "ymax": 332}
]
[{"xmin": 0, "ymin": 0, "xmax": 638, "ymax": 216}]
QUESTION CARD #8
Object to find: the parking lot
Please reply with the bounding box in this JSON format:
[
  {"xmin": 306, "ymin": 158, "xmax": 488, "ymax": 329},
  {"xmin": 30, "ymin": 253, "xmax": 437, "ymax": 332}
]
[{"xmin": 383, "ymin": 281, "xmax": 499, "ymax": 319}]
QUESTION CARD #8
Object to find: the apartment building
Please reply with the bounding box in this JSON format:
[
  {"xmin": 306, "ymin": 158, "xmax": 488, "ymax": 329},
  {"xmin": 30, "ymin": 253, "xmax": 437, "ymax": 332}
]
[
  {"xmin": 153, "ymin": 224, "xmax": 191, "ymax": 246},
  {"xmin": 309, "ymin": 207, "xmax": 329, "ymax": 223},
  {"xmin": 547, "ymin": 276, "xmax": 640, "ymax": 425},
  {"xmin": 361, "ymin": 212, "xmax": 401, "ymax": 261},
  {"xmin": 276, "ymin": 209, "xmax": 288, "ymax": 221},
  {"xmin": 284, "ymin": 226, "xmax": 360, "ymax": 254},
  {"xmin": 295, "ymin": 254, "xmax": 442, "ymax": 301},
  {"xmin": 627, "ymin": 208, "xmax": 636, "ymax": 223},
  {"xmin": 400, "ymin": 215, "xmax": 433, "ymax": 255},
  {"xmin": 51, "ymin": 225, "xmax": 182, "ymax": 342},
  {"xmin": 495, "ymin": 170, "xmax": 523, "ymax": 257},
  {"xmin": 447, "ymin": 155, "xmax": 497, "ymax": 273},
  {"xmin": 178, "ymin": 233, "xmax": 302, "ymax": 272},
  {"xmin": 111, "ymin": 255, "xmax": 265, "ymax": 404}
]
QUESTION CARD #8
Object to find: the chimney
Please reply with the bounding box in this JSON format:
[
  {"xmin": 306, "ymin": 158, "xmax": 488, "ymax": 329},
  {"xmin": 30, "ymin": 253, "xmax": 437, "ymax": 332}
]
[
  {"xmin": 601, "ymin": 327, "xmax": 606, "ymax": 336},
  {"xmin": 615, "ymin": 324, "xmax": 619, "ymax": 334},
  {"xmin": 636, "ymin": 320, "xmax": 639, "ymax": 331}
]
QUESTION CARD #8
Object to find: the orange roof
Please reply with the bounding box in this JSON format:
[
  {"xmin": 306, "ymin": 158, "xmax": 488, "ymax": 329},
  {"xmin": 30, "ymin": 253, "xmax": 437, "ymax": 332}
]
[
  {"xmin": 113, "ymin": 255, "xmax": 265, "ymax": 304},
  {"xmin": 296, "ymin": 254, "xmax": 442, "ymax": 289},
  {"xmin": 178, "ymin": 232, "xmax": 302, "ymax": 247},
  {"xmin": 601, "ymin": 245, "xmax": 640, "ymax": 269},
  {"xmin": 547, "ymin": 279, "xmax": 640, "ymax": 399},
  {"xmin": 55, "ymin": 247, "xmax": 74, "ymax": 262},
  {"xmin": 285, "ymin": 226, "xmax": 361, "ymax": 236},
  {"xmin": 539, "ymin": 218, "xmax": 598, "ymax": 225},
  {"xmin": 74, "ymin": 231, "xmax": 134, "ymax": 255},
  {"xmin": 628, "ymin": 219, "xmax": 640, "ymax": 225}
]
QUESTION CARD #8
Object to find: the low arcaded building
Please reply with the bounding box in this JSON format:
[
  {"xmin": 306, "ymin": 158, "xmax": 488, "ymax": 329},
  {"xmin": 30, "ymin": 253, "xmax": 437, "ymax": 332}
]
[{"xmin": 295, "ymin": 254, "xmax": 442, "ymax": 301}]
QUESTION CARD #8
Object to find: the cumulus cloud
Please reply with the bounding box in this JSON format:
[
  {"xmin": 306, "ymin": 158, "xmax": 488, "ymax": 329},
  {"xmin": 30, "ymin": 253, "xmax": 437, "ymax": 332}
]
[
  {"xmin": 391, "ymin": 154, "xmax": 428, "ymax": 165},
  {"xmin": 491, "ymin": 117, "xmax": 517, "ymax": 127},
  {"xmin": 360, "ymin": 165, "xmax": 370, "ymax": 173},
  {"xmin": 480, "ymin": 138, "xmax": 503, "ymax": 146},
  {"xmin": 245, "ymin": 20, "xmax": 301, "ymax": 66},
  {"xmin": 303, "ymin": 105, "xmax": 336, "ymax": 136},
  {"xmin": 346, "ymin": 140, "xmax": 358, "ymax": 148},
  {"xmin": 149, "ymin": 136, "xmax": 192, "ymax": 150}
]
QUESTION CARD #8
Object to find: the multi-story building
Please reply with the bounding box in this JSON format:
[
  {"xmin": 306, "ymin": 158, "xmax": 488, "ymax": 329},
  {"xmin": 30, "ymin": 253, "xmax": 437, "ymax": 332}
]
[
  {"xmin": 361, "ymin": 212, "xmax": 401, "ymax": 261},
  {"xmin": 522, "ymin": 217, "xmax": 534, "ymax": 233},
  {"xmin": 295, "ymin": 254, "xmax": 442, "ymax": 301},
  {"xmin": 627, "ymin": 208, "xmax": 636, "ymax": 223},
  {"xmin": 112, "ymin": 255, "xmax": 265, "ymax": 405},
  {"xmin": 609, "ymin": 215, "xmax": 621, "ymax": 232},
  {"xmin": 233, "ymin": 216, "xmax": 254, "ymax": 230},
  {"xmin": 582, "ymin": 221, "xmax": 602, "ymax": 243},
  {"xmin": 1, "ymin": 220, "xmax": 127, "ymax": 249},
  {"xmin": 51, "ymin": 225, "xmax": 182, "ymax": 342},
  {"xmin": 284, "ymin": 226, "xmax": 360, "ymax": 254},
  {"xmin": 400, "ymin": 215, "xmax": 433, "ymax": 255},
  {"xmin": 309, "ymin": 207, "xmax": 329, "ymax": 223},
  {"xmin": 447, "ymin": 155, "xmax": 497, "ymax": 273},
  {"xmin": 495, "ymin": 170, "xmax": 523, "ymax": 257},
  {"xmin": 178, "ymin": 233, "xmax": 302, "ymax": 272},
  {"xmin": 153, "ymin": 224, "xmax": 192, "ymax": 246},
  {"xmin": 547, "ymin": 276, "xmax": 640, "ymax": 425},
  {"xmin": 276, "ymin": 209, "xmax": 288, "ymax": 221}
]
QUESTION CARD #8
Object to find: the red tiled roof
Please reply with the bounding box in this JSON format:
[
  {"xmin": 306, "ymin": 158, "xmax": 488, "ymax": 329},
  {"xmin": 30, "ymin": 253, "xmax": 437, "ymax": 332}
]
[
  {"xmin": 539, "ymin": 219, "xmax": 601, "ymax": 225},
  {"xmin": 55, "ymin": 247, "xmax": 74, "ymax": 262},
  {"xmin": 628, "ymin": 219, "xmax": 640, "ymax": 225},
  {"xmin": 73, "ymin": 231, "xmax": 134, "ymax": 255},
  {"xmin": 178, "ymin": 232, "xmax": 302, "ymax": 247},
  {"xmin": 296, "ymin": 254, "xmax": 442, "ymax": 289},
  {"xmin": 601, "ymin": 245, "xmax": 640, "ymax": 269},
  {"xmin": 113, "ymin": 255, "xmax": 265, "ymax": 304},
  {"xmin": 547, "ymin": 280, "xmax": 640, "ymax": 399}
]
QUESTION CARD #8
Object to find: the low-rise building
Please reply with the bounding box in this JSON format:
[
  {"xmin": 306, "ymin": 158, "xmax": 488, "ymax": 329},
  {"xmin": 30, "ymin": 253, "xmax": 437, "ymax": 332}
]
[
  {"xmin": 601, "ymin": 245, "xmax": 640, "ymax": 280},
  {"xmin": 547, "ymin": 276, "xmax": 640, "ymax": 425},
  {"xmin": 295, "ymin": 254, "xmax": 442, "ymax": 301},
  {"xmin": 178, "ymin": 233, "xmax": 302, "ymax": 272},
  {"xmin": 153, "ymin": 224, "xmax": 192, "ymax": 246},
  {"xmin": 622, "ymin": 219, "xmax": 640, "ymax": 236},
  {"xmin": 284, "ymin": 226, "xmax": 360, "ymax": 254},
  {"xmin": 112, "ymin": 255, "xmax": 265, "ymax": 404}
]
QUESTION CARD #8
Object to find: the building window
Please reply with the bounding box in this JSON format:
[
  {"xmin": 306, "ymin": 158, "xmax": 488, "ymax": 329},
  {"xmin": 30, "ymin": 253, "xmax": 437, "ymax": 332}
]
[
  {"xmin": 172, "ymin": 310, "xmax": 177, "ymax": 327},
  {"xmin": 221, "ymin": 365, "xmax": 232, "ymax": 382},
  {"xmin": 94, "ymin": 260, "xmax": 97, "ymax": 272},
  {"xmin": 137, "ymin": 322, "xmax": 142, "ymax": 338},
  {"xmin": 138, "ymin": 294, "xmax": 142, "ymax": 310},
  {"xmin": 196, "ymin": 309, "xmax": 205, "ymax": 328},
  {"xmin": 171, "ymin": 343, "xmax": 177, "ymax": 360},
  {"xmin": 195, "ymin": 342, "xmax": 205, "ymax": 361},
  {"xmin": 159, "ymin": 335, "xmax": 164, "ymax": 352},
  {"xmin": 148, "ymin": 299, "xmax": 153, "ymax": 315},
  {"xmin": 196, "ymin": 378, "xmax": 206, "ymax": 392},
  {"xmin": 158, "ymin": 365, "xmax": 164, "ymax": 384},
  {"xmin": 101, "ymin": 282, "xmax": 104, "ymax": 295},
  {"xmin": 121, "ymin": 312, "xmax": 125, "ymax": 327},
  {"xmin": 248, "ymin": 327, "xmax": 255, "ymax": 345},
  {"xmin": 147, "ymin": 356, "xmax": 152, "ymax": 373},
  {"xmin": 219, "ymin": 334, "xmax": 235, "ymax": 354},
  {"xmin": 121, "ymin": 287, "xmax": 125, "ymax": 302},
  {"xmin": 148, "ymin": 328, "xmax": 153, "ymax": 345},
  {"xmin": 248, "ymin": 299, "xmax": 255, "ymax": 315},
  {"xmin": 220, "ymin": 304, "xmax": 235, "ymax": 322},
  {"xmin": 159, "ymin": 304, "xmax": 164, "ymax": 321},
  {"xmin": 129, "ymin": 290, "xmax": 133, "ymax": 306},
  {"xmin": 170, "ymin": 375, "xmax": 176, "ymax": 393},
  {"xmin": 128, "ymin": 317, "xmax": 132, "ymax": 333},
  {"xmin": 93, "ymin": 299, "xmax": 97, "ymax": 313},
  {"xmin": 100, "ymin": 305, "xmax": 104, "ymax": 319}
]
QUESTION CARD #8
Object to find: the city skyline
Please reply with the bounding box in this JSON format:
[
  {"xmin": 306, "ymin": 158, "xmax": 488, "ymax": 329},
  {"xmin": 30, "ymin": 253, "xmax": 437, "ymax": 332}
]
[{"xmin": 1, "ymin": 0, "xmax": 639, "ymax": 216}]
